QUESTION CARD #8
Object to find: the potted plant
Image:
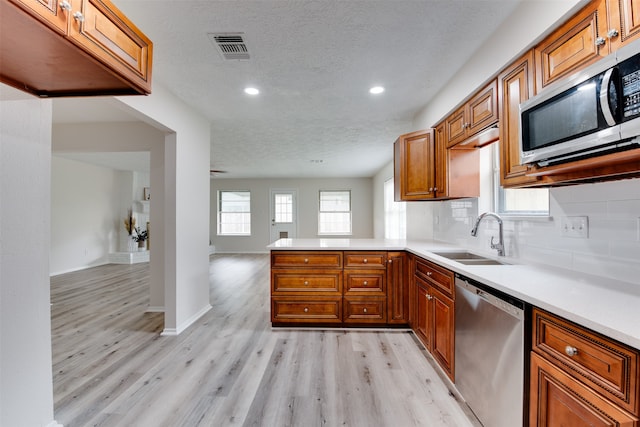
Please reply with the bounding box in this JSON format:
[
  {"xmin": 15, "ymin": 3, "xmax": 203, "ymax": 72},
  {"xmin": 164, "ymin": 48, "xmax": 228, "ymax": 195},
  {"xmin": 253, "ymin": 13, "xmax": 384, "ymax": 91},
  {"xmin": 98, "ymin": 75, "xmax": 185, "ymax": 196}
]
[{"xmin": 133, "ymin": 226, "xmax": 148, "ymax": 250}]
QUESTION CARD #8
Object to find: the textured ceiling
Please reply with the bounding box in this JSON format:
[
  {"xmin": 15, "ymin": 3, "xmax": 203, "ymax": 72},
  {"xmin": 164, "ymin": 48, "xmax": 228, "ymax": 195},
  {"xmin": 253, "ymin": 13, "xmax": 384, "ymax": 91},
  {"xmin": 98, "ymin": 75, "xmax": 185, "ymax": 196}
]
[{"xmin": 52, "ymin": 0, "xmax": 523, "ymax": 178}]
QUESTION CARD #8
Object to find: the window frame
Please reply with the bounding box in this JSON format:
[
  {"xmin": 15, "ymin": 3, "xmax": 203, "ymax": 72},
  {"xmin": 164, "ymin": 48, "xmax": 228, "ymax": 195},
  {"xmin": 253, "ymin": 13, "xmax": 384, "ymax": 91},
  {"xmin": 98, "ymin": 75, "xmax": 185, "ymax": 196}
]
[
  {"xmin": 492, "ymin": 144, "xmax": 550, "ymax": 218},
  {"xmin": 217, "ymin": 190, "xmax": 252, "ymax": 236},
  {"xmin": 317, "ymin": 189, "xmax": 352, "ymax": 236}
]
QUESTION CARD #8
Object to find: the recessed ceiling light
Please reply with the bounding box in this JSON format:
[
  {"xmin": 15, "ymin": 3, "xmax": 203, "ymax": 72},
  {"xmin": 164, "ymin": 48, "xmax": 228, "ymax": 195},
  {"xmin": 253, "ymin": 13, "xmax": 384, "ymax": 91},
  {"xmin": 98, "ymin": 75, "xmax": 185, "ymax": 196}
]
[
  {"xmin": 244, "ymin": 87, "xmax": 260, "ymax": 95},
  {"xmin": 369, "ymin": 86, "xmax": 385, "ymax": 94}
]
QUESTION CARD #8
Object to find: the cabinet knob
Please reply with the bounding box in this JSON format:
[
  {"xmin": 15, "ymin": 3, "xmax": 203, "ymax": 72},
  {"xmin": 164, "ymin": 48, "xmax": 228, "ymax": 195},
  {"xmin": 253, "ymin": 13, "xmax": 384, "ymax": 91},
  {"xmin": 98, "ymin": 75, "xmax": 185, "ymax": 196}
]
[
  {"xmin": 595, "ymin": 37, "xmax": 606, "ymax": 46},
  {"xmin": 608, "ymin": 28, "xmax": 619, "ymax": 38},
  {"xmin": 426, "ymin": 271, "xmax": 432, "ymax": 276},
  {"xmin": 388, "ymin": 259, "xmax": 392, "ymax": 264},
  {"xmin": 363, "ymin": 308, "xmax": 368, "ymax": 313},
  {"xmin": 304, "ymin": 307, "xmax": 309, "ymax": 313},
  {"xmin": 363, "ymin": 281, "xmax": 368, "ymax": 286},
  {"xmin": 59, "ymin": 0, "xmax": 72, "ymax": 11},
  {"xmin": 304, "ymin": 258, "xmax": 309, "ymax": 263},
  {"xmin": 426, "ymin": 294, "xmax": 433, "ymax": 300},
  {"xmin": 363, "ymin": 259, "xmax": 368, "ymax": 263},
  {"xmin": 429, "ymin": 187, "xmax": 434, "ymax": 192},
  {"xmin": 565, "ymin": 346, "xmax": 579, "ymax": 357},
  {"xmin": 304, "ymin": 280, "xmax": 309, "ymax": 286},
  {"xmin": 73, "ymin": 11, "xmax": 85, "ymax": 22}
]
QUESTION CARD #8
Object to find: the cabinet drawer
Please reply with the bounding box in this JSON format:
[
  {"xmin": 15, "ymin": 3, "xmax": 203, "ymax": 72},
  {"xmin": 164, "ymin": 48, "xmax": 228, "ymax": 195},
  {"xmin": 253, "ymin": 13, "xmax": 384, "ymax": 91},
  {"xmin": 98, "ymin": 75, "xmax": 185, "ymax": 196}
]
[
  {"xmin": 271, "ymin": 251, "xmax": 342, "ymax": 268},
  {"xmin": 271, "ymin": 297, "xmax": 342, "ymax": 324},
  {"xmin": 414, "ymin": 258, "xmax": 454, "ymax": 296},
  {"xmin": 271, "ymin": 270, "xmax": 342, "ymax": 294},
  {"xmin": 343, "ymin": 297, "xmax": 387, "ymax": 324},
  {"xmin": 533, "ymin": 308, "xmax": 639, "ymax": 414},
  {"xmin": 344, "ymin": 252, "xmax": 387, "ymax": 269},
  {"xmin": 344, "ymin": 270, "xmax": 385, "ymax": 295}
]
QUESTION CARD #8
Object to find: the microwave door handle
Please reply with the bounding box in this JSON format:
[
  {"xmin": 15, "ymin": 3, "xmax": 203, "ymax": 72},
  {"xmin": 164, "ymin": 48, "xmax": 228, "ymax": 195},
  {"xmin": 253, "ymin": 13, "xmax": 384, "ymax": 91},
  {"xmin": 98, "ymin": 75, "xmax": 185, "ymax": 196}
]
[{"xmin": 600, "ymin": 68, "xmax": 617, "ymax": 126}]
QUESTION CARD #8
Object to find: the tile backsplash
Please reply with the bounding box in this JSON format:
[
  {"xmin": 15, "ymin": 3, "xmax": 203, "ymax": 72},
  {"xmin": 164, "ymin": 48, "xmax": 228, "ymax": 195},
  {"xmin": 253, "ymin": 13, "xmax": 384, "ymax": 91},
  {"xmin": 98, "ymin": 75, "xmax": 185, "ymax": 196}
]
[{"xmin": 431, "ymin": 178, "xmax": 640, "ymax": 285}]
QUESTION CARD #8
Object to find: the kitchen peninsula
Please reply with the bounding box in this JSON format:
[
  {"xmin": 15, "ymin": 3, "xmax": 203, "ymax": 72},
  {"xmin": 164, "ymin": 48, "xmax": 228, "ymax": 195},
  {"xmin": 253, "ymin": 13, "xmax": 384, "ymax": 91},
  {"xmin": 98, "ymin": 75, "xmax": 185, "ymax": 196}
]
[{"xmin": 269, "ymin": 238, "xmax": 640, "ymax": 349}]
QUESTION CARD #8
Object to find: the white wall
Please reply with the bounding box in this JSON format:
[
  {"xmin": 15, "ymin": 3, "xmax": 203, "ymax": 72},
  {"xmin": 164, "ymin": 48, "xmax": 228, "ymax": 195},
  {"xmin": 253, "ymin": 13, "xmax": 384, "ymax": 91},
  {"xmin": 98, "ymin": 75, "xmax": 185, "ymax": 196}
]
[
  {"xmin": 51, "ymin": 157, "xmax": 124, "ymax": 274},
  {"xmin": 117, "ymin": 85, "xmax": 211, "ymax": 335},
  {"xmin": 210, "ymin": 177, "xmax": 374, "ymax": 252},
  {"xmin": 1, "ymin": 94, "xmax": 58, "ymax": 426}
]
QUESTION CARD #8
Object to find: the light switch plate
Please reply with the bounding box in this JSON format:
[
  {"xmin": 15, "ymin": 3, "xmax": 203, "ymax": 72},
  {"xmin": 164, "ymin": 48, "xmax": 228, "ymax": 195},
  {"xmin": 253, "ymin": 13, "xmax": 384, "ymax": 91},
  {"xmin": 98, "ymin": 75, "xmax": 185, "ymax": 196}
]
[{"xmin": 561, "ymin": 216, "xmax": 588, "ymax": 238}]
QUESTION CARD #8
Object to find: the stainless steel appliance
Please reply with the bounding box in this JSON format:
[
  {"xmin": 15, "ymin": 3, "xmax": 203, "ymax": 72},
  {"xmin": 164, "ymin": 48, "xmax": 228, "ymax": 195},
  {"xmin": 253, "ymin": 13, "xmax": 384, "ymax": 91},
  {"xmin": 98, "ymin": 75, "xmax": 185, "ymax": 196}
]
[
  {"xmin": 520, "ymin": 38, "xmax": 640, "ymax": 167},
  {"xmin": 455, "ymin": 274, "xmax": 527, "ymax": 427}
]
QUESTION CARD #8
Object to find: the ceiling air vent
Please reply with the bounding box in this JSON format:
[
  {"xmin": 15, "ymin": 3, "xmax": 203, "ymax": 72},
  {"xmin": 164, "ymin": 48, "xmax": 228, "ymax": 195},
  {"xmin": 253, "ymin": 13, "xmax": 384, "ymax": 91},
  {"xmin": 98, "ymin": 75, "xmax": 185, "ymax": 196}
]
[{"xmin": 207, "ymin": 32, "xmax": 250, "ymax": 60}]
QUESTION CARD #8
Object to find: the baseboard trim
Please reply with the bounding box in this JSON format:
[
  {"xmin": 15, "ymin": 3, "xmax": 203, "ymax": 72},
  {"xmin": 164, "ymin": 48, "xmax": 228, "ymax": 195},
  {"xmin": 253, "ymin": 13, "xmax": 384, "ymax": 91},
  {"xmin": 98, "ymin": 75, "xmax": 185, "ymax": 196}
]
[
  {"xmin": 146, "ymin": 306, "xmax": 165, "ymax": 313},
  {"xmin": 161, "ymin": 303, "xmax": 212, "ymax": 336},
  {"xmin": 45, "ymin": 420, "xmax": 63, "ymax": 427}
]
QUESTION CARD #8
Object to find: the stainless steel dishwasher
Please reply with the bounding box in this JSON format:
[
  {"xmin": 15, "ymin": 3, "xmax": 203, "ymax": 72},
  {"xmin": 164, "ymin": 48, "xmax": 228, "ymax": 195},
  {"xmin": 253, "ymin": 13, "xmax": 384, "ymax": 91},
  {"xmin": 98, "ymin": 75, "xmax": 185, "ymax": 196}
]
[{"xmin": 454, "ymin": 274, "xmax": 527, "ymax": 427}]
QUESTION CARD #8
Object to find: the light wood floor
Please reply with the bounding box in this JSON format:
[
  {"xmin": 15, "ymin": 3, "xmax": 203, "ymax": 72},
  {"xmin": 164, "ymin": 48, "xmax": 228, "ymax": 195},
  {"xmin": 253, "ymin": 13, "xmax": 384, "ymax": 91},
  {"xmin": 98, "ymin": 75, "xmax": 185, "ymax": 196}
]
[{"xmin": 51, "ymin": 253, "xmax": 479, "ymax": 427}]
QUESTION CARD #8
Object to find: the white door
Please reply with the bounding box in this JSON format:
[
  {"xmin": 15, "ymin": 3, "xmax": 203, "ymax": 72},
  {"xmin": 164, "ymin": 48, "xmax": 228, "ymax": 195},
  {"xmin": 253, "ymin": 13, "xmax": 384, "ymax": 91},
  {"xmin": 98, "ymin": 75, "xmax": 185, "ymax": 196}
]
[{"xmin": 270, "ymin": 189, "xmax": 297, "ymax": 242}]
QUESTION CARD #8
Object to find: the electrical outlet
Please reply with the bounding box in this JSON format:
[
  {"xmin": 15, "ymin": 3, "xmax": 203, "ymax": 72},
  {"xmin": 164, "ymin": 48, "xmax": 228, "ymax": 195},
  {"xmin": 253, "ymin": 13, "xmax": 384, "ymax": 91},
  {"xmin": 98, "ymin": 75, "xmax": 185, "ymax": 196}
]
[{"xmin": 561, "ymin": 216, "xmax": 589, "ymax": 238}]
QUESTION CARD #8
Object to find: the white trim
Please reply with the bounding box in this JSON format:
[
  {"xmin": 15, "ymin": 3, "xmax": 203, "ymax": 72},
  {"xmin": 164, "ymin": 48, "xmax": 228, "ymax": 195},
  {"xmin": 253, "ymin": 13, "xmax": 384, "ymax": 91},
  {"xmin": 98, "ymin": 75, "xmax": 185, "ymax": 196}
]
[
  {"xmin": 45, "ymin": 421, "xmax": 64, "ymax": 427},
  {"xmin": 161, "ymin": 304, "xmax": 212, "ymax": 336},
  {"xmin": 146, "ymin": 306, "xmax": 165, "ymax": 313}
]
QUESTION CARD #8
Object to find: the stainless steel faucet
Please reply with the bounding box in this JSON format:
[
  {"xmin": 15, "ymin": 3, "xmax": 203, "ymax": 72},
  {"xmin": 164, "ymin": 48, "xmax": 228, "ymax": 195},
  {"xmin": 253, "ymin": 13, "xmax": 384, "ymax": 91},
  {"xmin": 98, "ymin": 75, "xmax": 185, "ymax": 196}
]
[{"xmin": 471, "ymin": 212, "xmax": 505, "ymax": 256}]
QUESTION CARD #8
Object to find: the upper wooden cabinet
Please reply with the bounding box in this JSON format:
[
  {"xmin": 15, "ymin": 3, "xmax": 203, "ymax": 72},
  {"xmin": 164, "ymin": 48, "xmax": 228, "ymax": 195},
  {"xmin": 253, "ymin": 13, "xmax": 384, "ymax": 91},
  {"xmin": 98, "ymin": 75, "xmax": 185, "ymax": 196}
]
[
  {"xmin": 607, "ymin": 0, "xmax": 640, "ymax": 51},
  {"xmin": 394, "ymin": 128, "xmax": 479, "ymax": 201},
  {"xmin": 444, "ymin": 80, "xmax": 498, "ymax": 147},
  {"xmin": 0, "ymin": 0, "xmax": 152, "ymax": 97},
  {"xmin": 535, "ymin": 0, "xmax": 640, "ymax": 93},
  {"xmin": 498, "ymin": 50, "xmax": 541, "ymax": 188},
  {"xmin": 394, "ymin": 129, "xmax": 437, "ymax": 200}
]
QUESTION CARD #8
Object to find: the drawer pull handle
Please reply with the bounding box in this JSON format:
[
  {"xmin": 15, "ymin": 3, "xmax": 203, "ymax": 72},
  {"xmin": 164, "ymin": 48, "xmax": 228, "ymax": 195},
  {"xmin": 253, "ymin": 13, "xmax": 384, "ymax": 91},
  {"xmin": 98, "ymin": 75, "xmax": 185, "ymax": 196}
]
[
  {"xmin": 426, "ymin": 271, "xmax": 432, "ymax": 276},
  {"xmin": 565, "ymin": 346, "xmax": 579, "ymax": 357},
  {"xmin": 363, "ymin": 281, "xmax": 368, "ymax": 286},
  {"xmin": 304, "ymin": 307, "xmax": 309, "ymax": 313},
  {"xmin": 363, "ymin": 259, "xmax": 368, "ymax": 263},
  {"xmin": 304, "ymin": 281, "xmax": 309, "ymax": 286},
  {"xmin": 363, "ymin": 308, "xmax": 368, "ymax": 313},
  {"xmin": 304, "ymin": 258, "xmax": 309, "ymax": 263}
]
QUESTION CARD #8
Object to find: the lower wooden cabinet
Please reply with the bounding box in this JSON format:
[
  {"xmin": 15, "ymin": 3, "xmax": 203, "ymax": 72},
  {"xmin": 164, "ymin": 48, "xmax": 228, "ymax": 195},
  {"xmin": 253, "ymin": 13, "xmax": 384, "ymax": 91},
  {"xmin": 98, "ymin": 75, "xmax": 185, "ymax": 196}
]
[
  {"xmin": 530, "ymin": 352, "xmax": 638, "ymax": 427},
  {"xmin": 530, "ymin": 308, "xmax": 640, "ymax": 426},
  {"xmin": 271, "ymin": 250, "xmax": 408, "ymax": 327},
  {"xmin": 413, "ymin": 271, "xmax": 455, "ymax": 381}
]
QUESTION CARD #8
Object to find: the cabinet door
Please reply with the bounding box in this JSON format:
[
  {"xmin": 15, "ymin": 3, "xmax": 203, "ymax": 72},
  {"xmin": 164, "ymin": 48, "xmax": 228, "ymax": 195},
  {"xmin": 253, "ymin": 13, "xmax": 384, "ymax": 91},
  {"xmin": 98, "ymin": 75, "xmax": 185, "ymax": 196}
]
[
  {"xmin": 9, "ymin": 0, "xmax": 69, "ymax": 33},
  {"xmin": 394, "ymin": 129, "xmax": 436, "ymax": 201},
  {"xmin": 467, "ymin": 79, "xmax": 498, "ymax": 136},
  {"xmin": 387, "ymin": 252, "xmax": 408, "ymax": 324},
  {"xmin": 434, "ymin": 123, "xmax": 449, "ymax": 199},
  {"xmin": 530, "ymin": 353, "xmax": 639, "ymax": 427},
  {"xmin": 498, "ymin": 50, "xmax": 540, "ymax": 188},
  {"xmin": 608, "ymin": 0, "xmax": 640, "ymax": 51},
  {"xmin": 445, "ymin": 105, "xmax": 467, "ymax": 147},
  {"xmin": 68, "ymin": 0, "xmax": 152, "ymax": 93},
  {"xmin": 414, "ymin": 281, "xmax": 431, "ymax": 349},
  {"xmin": 430, "ymin": 286, "xmax": 454, "ymax": 381},
  {"xmin": 534, "ymin": 0, "xmax": 608, "ymax": 93}
]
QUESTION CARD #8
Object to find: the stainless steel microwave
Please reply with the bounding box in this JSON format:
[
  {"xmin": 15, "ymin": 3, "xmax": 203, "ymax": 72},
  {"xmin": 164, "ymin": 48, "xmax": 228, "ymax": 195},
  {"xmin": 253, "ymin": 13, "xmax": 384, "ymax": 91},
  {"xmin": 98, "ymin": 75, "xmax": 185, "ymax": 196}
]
[{"xmin": 520, "ymin": 40, "xmax": 640, "ymax": 167}]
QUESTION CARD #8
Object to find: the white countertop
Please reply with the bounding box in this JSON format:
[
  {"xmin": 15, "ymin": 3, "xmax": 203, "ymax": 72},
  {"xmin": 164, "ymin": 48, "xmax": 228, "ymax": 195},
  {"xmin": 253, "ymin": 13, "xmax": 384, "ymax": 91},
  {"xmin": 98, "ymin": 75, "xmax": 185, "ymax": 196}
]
[{"xmin": 268, "ymin": 238, "xmax": 640, "ymax": 349}]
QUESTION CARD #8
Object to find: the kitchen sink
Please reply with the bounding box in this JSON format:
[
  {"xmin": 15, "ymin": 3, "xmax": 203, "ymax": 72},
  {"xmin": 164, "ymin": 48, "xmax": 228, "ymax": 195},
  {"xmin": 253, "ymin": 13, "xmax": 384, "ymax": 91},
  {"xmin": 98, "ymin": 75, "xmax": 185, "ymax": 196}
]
[
  {"xmin": 433, "ymin": 251, "xmax": 487, "ymax": 260},
  {"xmin": 454, "ymin": 259, "xmax": 507, "ymax": 265},
  {"xmin": 432, "ymin": 251, "xmax": 509, "ymax": 265}
]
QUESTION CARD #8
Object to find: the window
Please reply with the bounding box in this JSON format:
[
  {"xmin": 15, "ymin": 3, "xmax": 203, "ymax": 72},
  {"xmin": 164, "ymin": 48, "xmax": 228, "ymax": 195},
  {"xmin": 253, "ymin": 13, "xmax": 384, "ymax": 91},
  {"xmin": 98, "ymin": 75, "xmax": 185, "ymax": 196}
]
[
  {"xmin": 492, "ymin": 145, "xmax": 549, "ymax": 216},
  {"xmin": 318, "ymin": 190, "xmax": 351, "ymax": 235},
  {"xmin": 217, "ymin": 190, "xmax": 251, "ymax": 235},
  {"xmin": 384, "ymin": 178, "xmax": 406, "ymax": 239},
  {"xmin": 274, "ymin": 193, "xmax": 293, "ymax": 223}
]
